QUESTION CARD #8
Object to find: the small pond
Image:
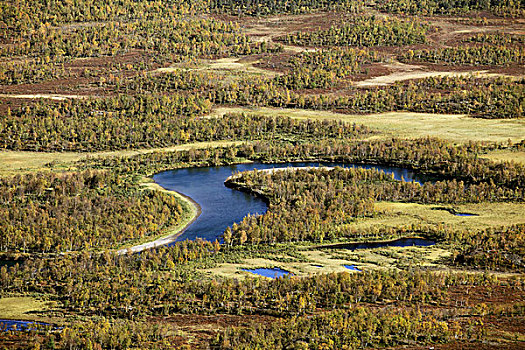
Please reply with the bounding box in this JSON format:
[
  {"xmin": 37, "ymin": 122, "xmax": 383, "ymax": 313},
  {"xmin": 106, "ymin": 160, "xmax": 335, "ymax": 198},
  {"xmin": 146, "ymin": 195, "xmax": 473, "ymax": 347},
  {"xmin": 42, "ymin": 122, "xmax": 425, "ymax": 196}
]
[
  {"xmin": 432, "ymin": 207, "xmax": 478, "ymax": 217},
  {"xmin": 344, "ymin": 265, "xmax": 362, "ymax": 271},
  {"xmin": 241, "ymin": 267, "xmax": 292, "ymax": 279}
]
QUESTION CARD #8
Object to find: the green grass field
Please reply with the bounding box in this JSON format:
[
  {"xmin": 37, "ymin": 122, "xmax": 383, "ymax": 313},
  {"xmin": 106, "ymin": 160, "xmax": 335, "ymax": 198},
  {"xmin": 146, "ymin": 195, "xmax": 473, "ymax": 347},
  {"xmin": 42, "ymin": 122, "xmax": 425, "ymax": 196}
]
[
  {"xmin": 0, "ymin": 140, "xmax": 244, "ymax": 175},
  {"xmin": 204, "ymin": 201, "xmax": 525, "ymax": 279},
  {"xmin": 212, "ymin": 107, "xmax": 525, "ymax": 144}
]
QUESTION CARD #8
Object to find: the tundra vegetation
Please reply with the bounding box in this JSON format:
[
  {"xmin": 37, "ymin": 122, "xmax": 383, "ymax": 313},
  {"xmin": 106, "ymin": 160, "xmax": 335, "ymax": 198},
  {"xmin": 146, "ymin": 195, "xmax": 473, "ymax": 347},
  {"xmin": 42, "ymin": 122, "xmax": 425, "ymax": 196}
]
[{"xmin": 0, "ymin": 0, "xmax": 524, "ymax": 349}]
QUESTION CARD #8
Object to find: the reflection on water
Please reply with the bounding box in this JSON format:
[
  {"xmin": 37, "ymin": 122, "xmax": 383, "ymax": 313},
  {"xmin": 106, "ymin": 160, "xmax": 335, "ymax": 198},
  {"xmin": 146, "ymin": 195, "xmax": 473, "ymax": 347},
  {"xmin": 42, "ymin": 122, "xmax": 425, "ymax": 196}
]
[
  {"xmin": 153, "ymin": 162, "xmax": 431, "ymax": 242},
  {"xmin": 242, "ymin": 267, "xmax": 292, "ymax": 278},
  {"xmin": 322, "ymin": 238, "xmax": 436, "ymax": 250},
  {"xmin": 0, "ymin": 319, "xmax": 49, "ymax": 331},
  {"xmin": 344, "ymin": 265, "xmax": 362, "ymax": 271}
]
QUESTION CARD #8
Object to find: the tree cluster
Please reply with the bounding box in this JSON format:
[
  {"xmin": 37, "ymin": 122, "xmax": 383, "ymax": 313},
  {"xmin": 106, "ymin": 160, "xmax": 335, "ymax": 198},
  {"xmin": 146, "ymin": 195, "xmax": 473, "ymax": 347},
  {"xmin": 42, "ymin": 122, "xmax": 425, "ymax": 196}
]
[
  {"xmin": 464, "ymin": 32, "xmax": 525, "ymax": 45},
  {"xmin": 402, "ymin": 45, "xmax": 525, "ymax": 66},
  {"xmin": 375, "ymin": 0, "xmax": 523, "ymax": 17},
  {"xmin": 281, "ymin": 15, "xmax": 428, "ymax": 47},
  {"xmin": 0, "ymin": 101, "xmax": 370, "ymax": 151},
  {"xmin": 224, "ymin": 166, "xmax": 524, "ymax": 244},
  {"xmin": 111, "ymin": 70, "xmax": 524, "ymax": 118},
  {"xmin": 275, "ymin": 48, "xmax": 382, "ymax": 89},
  {"xmin": 451, "ymin": 224, "xmax": 525, "ymax": 271},
  {"xmin": 215, "ymin": 307, "xmax": 469, "ymax": 349},
  {"xmin": 0, "ymin": 170, "xmax": 184, "ymax": 253}
]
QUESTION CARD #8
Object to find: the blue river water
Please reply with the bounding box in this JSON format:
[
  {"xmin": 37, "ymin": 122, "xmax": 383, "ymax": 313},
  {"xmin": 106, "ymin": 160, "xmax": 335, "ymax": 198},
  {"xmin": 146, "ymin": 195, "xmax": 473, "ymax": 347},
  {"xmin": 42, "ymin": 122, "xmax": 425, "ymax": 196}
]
[
  {"xmin": 153, "ymin": 162, "xmax": 430, "ymax": 242},
  {"xmin": 0, "ymin": 319, "xmax": 49, "ymax": 331},
  {"xmin": 323, "ymin": 237, "xmax": 436, "ymax": 250}
]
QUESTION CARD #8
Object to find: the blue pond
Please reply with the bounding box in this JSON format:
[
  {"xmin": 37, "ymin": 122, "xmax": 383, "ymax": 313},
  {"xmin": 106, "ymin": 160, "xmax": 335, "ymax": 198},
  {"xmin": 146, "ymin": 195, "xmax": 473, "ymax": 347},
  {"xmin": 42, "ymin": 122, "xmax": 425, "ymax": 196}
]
[
  {"xmin": 242, "ymin": 267, "xmax": 292, "ymax": 278},
  {"xmin": 153, "ymin": 162, "xmax": 430, "ymax": 243},
  {"xmin": 324, "ymin": 238, "xmax": 436, "ymax": 250},
  {"xmin": 0, "ymin": 319, "xmax": 48, "ymax": 331},
  {"xmin": 344, "ymin": 265, "xmax": 362, "ymax": 271},
  {"xmin": 455, "ymin": 213, "xmax": 477, "ymax": 217}
]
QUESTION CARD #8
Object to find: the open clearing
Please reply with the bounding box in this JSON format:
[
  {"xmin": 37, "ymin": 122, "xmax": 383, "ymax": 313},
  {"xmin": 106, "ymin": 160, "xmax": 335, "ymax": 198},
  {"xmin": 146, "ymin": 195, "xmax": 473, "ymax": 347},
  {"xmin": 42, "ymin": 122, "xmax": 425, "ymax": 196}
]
[
  {"xmin": 212, "ymin": 107, "xmax": 525, "ymax": 143},
  {"xmin": 0, "ymin": 140, "xmax": 243, "ymax": 175},
  {"xmin": 481, "ymin": 150, "xmax": 525, "ymax": 165},
  {"xmin": 0, "ymin": 93, "xmax": 91, "ymax": 100},
  {"xmin": 204, "ymin": 201, "xmax": 524, "ymax": 279},
  {"xmin": 156, "ymin": 57, "xmax": 281, "ymax": 77},
  {"xmin": 205, "ymin": 244, "xmax": 451, "ymax": 279},
  {"xmin": 372, "ymin": 202, "xmax": 525, "ymax": 231},
  {"xmin": 0, "ymin": 297, "xmax": 51, "ymax": 321},
  {"xmin": 354, "ymin": 69, "xmax": 519, "ymax": 87}
]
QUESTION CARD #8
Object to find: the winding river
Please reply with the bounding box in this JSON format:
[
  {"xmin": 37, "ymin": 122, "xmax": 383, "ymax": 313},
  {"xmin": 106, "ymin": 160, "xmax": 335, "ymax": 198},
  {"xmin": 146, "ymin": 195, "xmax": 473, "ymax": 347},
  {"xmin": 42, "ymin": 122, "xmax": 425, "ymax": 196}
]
[{"xmin": 153, "ymin": 162, "xmax": 431, "ymax": 243}]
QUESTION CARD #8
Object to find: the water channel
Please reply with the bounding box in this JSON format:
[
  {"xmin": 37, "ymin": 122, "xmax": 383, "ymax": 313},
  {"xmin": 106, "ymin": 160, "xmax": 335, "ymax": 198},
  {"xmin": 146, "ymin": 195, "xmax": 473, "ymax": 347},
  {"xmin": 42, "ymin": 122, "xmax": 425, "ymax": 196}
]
[{"xmin": 153, "ymin": 162, "xmax": 431, "ymax": 243}]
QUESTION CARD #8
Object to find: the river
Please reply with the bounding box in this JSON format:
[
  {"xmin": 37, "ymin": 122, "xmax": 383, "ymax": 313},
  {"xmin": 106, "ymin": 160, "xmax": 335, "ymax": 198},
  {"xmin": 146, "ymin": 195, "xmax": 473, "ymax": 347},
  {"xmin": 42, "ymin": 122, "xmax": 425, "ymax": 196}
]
[{"xmin": 153, "ymin": 162, "xmax": 430, "ymax": 243}]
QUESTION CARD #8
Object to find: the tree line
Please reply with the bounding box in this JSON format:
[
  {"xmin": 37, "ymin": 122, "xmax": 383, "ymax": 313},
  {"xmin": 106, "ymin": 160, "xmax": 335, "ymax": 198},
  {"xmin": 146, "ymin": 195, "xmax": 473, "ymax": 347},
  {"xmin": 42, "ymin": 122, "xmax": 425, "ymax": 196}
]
[
  {"xmin": 80, "ymin": 138, "xmax": 525, "ymax": 190},
  {"xmin": 0, "ymin": 18, "xmax": 282, "ymax": 62},
  {"xmin": 375, "ymin": 0, "xmax": 523, "ymax": 17},
  {"xmin": 0, "ymin": 104, "xmax": 371, "ymax": 151},
  {"xmin": 207, "ymin": 0, "xmax": 363, "ymax": 16},
  {"xmin": 110, "ymin": 70, "xmax": 524, "ymax": 118},
  {"xmin": 402, "ymin": 45, "xmax": 525, "ymax": 66}
]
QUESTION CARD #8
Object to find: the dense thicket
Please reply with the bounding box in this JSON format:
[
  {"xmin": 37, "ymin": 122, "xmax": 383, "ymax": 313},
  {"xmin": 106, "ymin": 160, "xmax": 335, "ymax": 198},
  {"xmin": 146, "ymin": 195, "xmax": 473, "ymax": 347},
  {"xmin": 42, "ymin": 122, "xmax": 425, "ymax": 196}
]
[
  {"xmin": 114, "ymin": 72, "xmax": 524, "ymax": 118},
  {"xmin": 281, "ymin": 15, "xmax": 428, "ymax": 47},
  {"xmin": 224, "ymin": 167, "xmax": 524, "ymax": 244},
  {"xmin": 375, "ymin": 0, "xmax": 524, "ymax": 17},
  {"xmin": 0, "ymin": 171, "xmax": 184, "ymax": 253},
  {"xmin": 215, "ymin": 308, "xmax": 472, "ymax": 349},
  {"xmin": 0, "ymin": 103, "xmax": 370, "ymax": 151},
  {"xmin": 402, "ymin": 45, "xmax": 525, "ymax": 66},
  {"xmin": 0, "ymin": 245, "xmax": 501, "ymax": 318},
  {"xmin": 275, "ymin": 48, "xmax": 383, "ymax": 89}
]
